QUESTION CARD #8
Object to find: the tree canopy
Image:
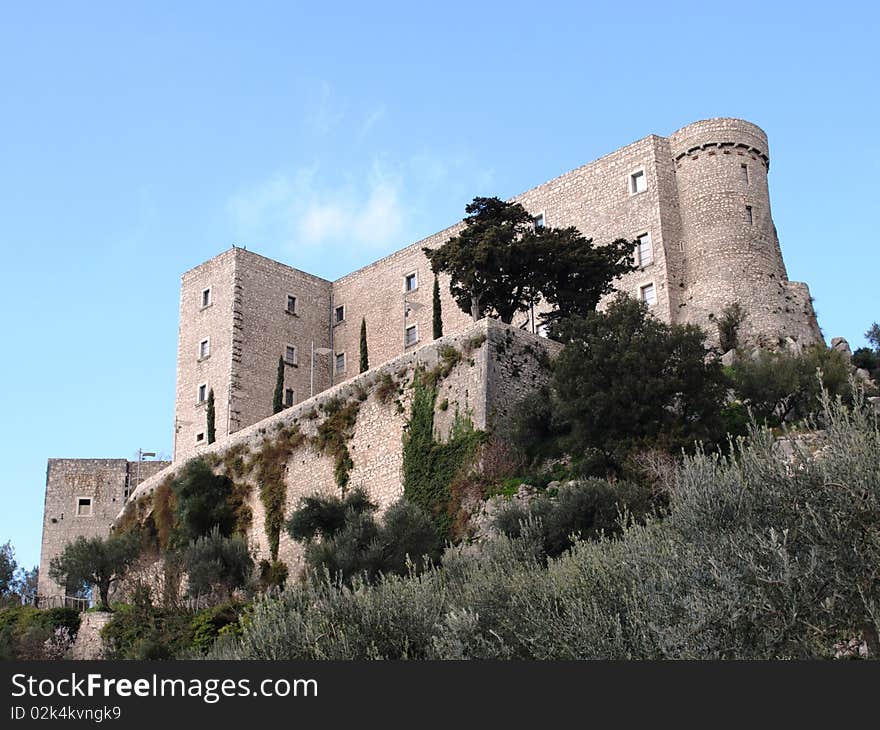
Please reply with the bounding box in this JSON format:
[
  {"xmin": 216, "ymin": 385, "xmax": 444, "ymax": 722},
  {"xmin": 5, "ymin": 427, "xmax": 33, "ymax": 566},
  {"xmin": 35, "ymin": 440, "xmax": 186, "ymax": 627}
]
[
  {"xmin": 550, "ymin": 294, "xmax": 728, "ymax": 469},
  {"xmin": 48, "ymin": 532, "xmax": 140, "ymax": 610},
  {"xmin": 424, "ymin": 196, "xmax": 634, "ymax": 325}
]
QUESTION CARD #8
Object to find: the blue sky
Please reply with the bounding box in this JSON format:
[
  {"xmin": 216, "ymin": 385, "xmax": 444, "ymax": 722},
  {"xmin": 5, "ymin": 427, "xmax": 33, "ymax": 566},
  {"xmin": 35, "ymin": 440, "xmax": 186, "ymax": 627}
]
[{"xmin": 1, "ymin": 1, "xmax": 877, "ymax": 571}]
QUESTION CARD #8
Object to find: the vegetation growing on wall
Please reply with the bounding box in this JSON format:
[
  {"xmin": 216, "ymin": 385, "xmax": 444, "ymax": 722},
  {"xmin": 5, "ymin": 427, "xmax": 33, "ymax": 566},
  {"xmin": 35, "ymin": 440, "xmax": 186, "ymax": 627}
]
[
  {"xmin": 253, "ymin": 425, "xmax": 306, "ymax": 560},
  {"xmin": 402, "ymin": 372, "xmax": 485, "ymax": 538},
  {"xmin": 312, "ymin": 397, "xmax": 361, "ymax": 490}
]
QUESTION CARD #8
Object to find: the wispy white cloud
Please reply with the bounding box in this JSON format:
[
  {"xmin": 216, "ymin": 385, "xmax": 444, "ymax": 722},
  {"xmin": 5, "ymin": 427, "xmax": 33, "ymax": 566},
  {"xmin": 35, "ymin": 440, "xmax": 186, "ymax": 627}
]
[{"xmin": 227, "ymin": 161, "xmax": 405, "ymax": 255}]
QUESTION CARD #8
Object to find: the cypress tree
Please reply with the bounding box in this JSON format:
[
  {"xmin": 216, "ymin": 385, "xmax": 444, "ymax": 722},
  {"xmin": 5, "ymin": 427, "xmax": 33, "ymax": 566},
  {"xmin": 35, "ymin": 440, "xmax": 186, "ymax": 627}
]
[
  {"xmin": 273, "ymin": 356, "xmax": 284, "ymax": 414},
  {"xmin": 432, "ymin": 274, "xmax": 443, "ymax": 339},
  {"xmin": 206, "ymin": 388, "xmax": 216, "ymax": 444},
  {"xmin": 360, "ymin": 318, "xmax": 369, "ymax": 373}
]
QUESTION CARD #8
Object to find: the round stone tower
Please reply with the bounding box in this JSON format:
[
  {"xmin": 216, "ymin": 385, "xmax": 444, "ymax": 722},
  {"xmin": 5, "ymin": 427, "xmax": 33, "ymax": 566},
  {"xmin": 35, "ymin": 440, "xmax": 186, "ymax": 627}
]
[{"xmin": 668, "ymin": 118, "xmax": 821, "ymax": 349}]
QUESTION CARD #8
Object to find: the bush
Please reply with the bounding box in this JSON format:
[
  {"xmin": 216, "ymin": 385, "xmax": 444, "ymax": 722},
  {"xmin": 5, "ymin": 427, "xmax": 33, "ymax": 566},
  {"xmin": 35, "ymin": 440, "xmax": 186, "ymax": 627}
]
[
  {"xmin": 183, "ymin": 528, "xmax": 253, "ymax": 601},
  {"xmin": 493, "ymin": 479, "xmax": 654, "ymax": 558},
  {"xmin": 172, "ymin": 459, "xmax": 238, "ymax": 544},
  {"xmin": 728, "ymin": 344, "xmax": 852, "ymax": 425},
  {"xmin": 207, "ymin": 387, "xmax": 880, "ymax": 660},
  {"xmin": 286, "ymin": 492, "xmax": 440, "ymax": 584},
  {"xmin": 0, "ymin": 606, "xmax": 80, "ymax": 660}
]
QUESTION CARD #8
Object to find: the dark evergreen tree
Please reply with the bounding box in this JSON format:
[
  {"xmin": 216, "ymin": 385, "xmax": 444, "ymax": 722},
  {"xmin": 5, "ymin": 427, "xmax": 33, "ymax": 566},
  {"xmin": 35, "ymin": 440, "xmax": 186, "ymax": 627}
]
[
  {"xmin": 273, "ymin": 356, "xmax": 284, "ymax": 414},
  {"xmin": 360, "ymin": 318, "xmax": 369, "ymax": 373},
  {"xmin": 432, "ymin": 274, "xmax": 443, "ymax": 339},
  {"xmin": 206, "ymin": 388, "xmax": 216, "ymax": 444}
]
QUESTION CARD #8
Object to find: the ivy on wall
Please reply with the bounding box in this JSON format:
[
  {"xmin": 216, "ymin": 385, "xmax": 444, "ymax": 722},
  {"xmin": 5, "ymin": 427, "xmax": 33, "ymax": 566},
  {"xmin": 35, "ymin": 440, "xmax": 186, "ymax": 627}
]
[{"xmin": 402, "ymin": 371, "xmax": 485, "ymax": 538}]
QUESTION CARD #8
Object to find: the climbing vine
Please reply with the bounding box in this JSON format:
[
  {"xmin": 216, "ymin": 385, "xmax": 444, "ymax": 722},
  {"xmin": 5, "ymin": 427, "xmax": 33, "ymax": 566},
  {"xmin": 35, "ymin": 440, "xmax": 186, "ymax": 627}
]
[
  {"xmin": 253, "ymin": 425, "xmax": 306, "ymax": 560},
  {"xmin": 402, "ymin": 371, "xmax": 485, "ymax": 538},
  {"xmin": 311, "ymin": 397, "xmax": 360, "ymax": 489}
]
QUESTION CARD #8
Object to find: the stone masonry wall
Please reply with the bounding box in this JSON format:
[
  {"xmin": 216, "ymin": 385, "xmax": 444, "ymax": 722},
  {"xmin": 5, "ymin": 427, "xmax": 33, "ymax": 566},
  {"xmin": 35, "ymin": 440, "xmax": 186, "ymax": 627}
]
[
  {"xmin": 37, "ymin": 459, "xmax": 170, "ymax": 597},
  {"xmin": 124, "ymin": 319, "xmax": 556, "ymax": 575},
  {"xmin": 171, "ymin": 118, "xmax": 822, "ymax": 453}
]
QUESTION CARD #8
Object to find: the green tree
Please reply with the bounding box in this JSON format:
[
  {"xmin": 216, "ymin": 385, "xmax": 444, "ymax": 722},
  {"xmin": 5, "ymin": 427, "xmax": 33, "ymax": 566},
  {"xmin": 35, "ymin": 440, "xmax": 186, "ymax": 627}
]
[
  {"xmin": 537, "ymin": 227, "xmax": 635, "ymax": 325},
  {"xmin": 183, "ymin": 528, "xmax": 253, "ymax": 600},
  {"xmin": 286, "ymin": 490, "xmax": 439, "ymax": 584},
  {"xmin": 423, "ymin": 197, "xmax": 540, "ymax": 322},
  {"xmin": 206, "ymin": 388, "xmax": 216, "ymax": 444},
  {"xmin": 425, "ymin": 196, "xmax": 634, "ymax": 325},
  {"xmin": 728, "ymin": 345, "xmax": 852, "ymax": 424},
  {"xmin": 273, "ymin": 356, "xmax": 285, "ymax": 414},
  {"xmin": 359, "ymin": 318, "xmax": 369, "ymax": 373},
  {"xmin": 867, "ymin": 322, "xmax": 880, "ymax": 351},
  {"xmin": 551, "ymin": 294, "xmax": 728, "ymax": 470},
  {"xmin": 48, "ymin": 533, "xmax": 140, "ymax": 610},
  {"xmin": 432, "ymin": 274, "xmax": 443, "ymax": 339},
  {"xmin": 171, "ymin": 458, "xmax": 237, "ymax": 544},
  {"xmin": 0, "ymin": 543, "xmax": 16, "ymax": 597}
]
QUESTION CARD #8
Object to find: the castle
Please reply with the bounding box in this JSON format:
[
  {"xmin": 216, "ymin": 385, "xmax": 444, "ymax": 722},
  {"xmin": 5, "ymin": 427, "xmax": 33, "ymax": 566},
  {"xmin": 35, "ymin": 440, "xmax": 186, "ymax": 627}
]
[{"xmin": 37, "ymin": 117, "xmax": 822, "ymax": 598}]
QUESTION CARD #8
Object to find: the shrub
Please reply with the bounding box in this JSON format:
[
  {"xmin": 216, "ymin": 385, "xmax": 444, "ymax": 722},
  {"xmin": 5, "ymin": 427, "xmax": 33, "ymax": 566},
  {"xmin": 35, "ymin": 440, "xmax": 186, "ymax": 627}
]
[
  {"xmin": 171, "ymin": 458, "xmax": 238, "ymax": 544},
  {"xmin": 183, "ymin": 528, "xmax": 253, "ymax": 601},
  {"xmin": 0, "ymin": 606, "xmax": 80, "ymax": 660},
  {"xmin": 728, "ymin": 344, "xmax": 851, "ymax": 425},
  {"xmin": 493, "ymin": 479, "xmax": 653, "ymax": 558}
]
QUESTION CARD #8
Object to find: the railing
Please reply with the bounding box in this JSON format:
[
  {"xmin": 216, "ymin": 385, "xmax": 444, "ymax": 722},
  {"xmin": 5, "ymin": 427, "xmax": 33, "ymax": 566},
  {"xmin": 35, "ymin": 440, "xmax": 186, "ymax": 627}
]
[{"xmin": 22, "ymin": 594, "xmax": 91, "ymax": 611}]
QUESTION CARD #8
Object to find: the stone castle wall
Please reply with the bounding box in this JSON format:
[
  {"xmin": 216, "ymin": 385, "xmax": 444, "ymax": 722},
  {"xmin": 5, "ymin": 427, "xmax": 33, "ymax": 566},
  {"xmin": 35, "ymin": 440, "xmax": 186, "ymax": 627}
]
[
  {"xmin": 172, "ymin": 118, "xmax": 822, "ymax": 455},
  {"xmin": 125, "ymin": 320, "xmax": 557, "ymax": 573},
  {"xmin": 37, "ymin": 459, "xmax": 169, "ymax": 597}
]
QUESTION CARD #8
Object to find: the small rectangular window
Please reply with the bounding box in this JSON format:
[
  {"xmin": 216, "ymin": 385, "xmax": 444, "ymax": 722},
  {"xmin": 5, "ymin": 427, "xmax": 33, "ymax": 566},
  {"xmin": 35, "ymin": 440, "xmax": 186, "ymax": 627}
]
[
  {"xmin": 745, "ymin": 205, "xmax": 753, "ymax": 225},
  {"xmin": 197, "ymin": 384, "xmax": 207, "ymax": 403},
  {"xmin": 636, "ymin": 233, "xmax": 653, "ymax": 267},
  {"xmin": 285, "ymin": 345, "xmax": 297, "ymax": 365},
  {"xmin": 76, "ymin": 497, "xmax": 92, "ymax": 516},
  {"xmin": 284, "ymin": 388, "xmax": 294, "ymax": 407},
  {"xmin": 335, "ymin": 352, "xmax": 346, "ymax": 374},
  {"xmin": 201, "ymin": 288, "xmax": 211, "ymax": 308},
  {"xmin": 640, "ymin": 283, "xmax": 657, "ymax": 306},
  {"xmin": 199, "ymin": 339, "xmax": 210, "ymax": 359},
  {"xmin": 740, "ymin": 164, "xmax": 749, "ymax": 184},
  {"xmin": 405, "ymin": 324, "xmax": 419, "ymax": 347},
  {"xmin": 334, "ymin": 305, "xmax": 345, "ymax": 324},
  {"xmin": 534, "ymin": 213, "xmax": 545, "ymax": 229},
  {"xmin": 404, "ymin": 272, "xmax": 418, "ymax": 292},
  {"xmin": 196, "ymin": 432, "xmax": 205, "ymax": 443},
  {"xmin": 630, "ymin": 169, "xmax": 647, "ymax": 194},
  {"xmin": 286, "ymin": 295, "xmax": 297, "ymax": 314}
]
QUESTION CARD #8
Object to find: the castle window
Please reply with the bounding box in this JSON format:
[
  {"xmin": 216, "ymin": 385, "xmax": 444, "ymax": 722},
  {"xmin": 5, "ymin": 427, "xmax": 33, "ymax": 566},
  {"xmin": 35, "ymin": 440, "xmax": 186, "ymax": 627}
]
[
  {"xmin": 534, "ymin": 213, "xmax": 545, "ymax": 230},
  {"xmin": 285, "ymin": 344, "xmax": 298, "ymax": 365},
  {"xmin": 630, "ymin": 169, "xmax": 647, "ymax": 194},
  {"xmin": 745, "ymin": 205, "xmax": 753, "ymax": 225},
  {"xmin": 335, "ymin": 352, "xmax": 346, "ymax": 375},
  {"xmin": 197, "ymin": 383, "xmax": 207, "ymax": 404},
  {"xmin": 636, "ymin": 233, "xmax": 653, "ymax": 267},
  {"xmin": 199, "ymin": 338, "xmax": 210, "ymax": 359},
  {"xmin": 741, "ymin": 164, "xmax": 749, "ymax": 184},
  {"xmin": 201, "ymin": 288, "xmax": 212, "ymax": 308},
  {"xmin": 286, "ymin": 294, "xmax": 297, "ymax": 314},
  {"xmin": 196, "ymin": 432, "xmax": 205, "ymax": 443},
  {"xmin": 405, "ymin": 324, "xmax": 419, "ymax": 347},
  {"xmin": 284, "ymin": 388, "xmax": 294, "ymax": 407},
  {"xmin": 76, "ymin": 498, "xmax": 92, "ymax": 516},
  {"xmin": 639, "ymin": 283, "xmax": 657, "ymax": 307},
  {"xmin": 404, "ymin": 272, "xmax": 418, "ymax": 292},
  {"xmin": 334, "ymin": 305, "xmax": 345, "ymax": 324}
]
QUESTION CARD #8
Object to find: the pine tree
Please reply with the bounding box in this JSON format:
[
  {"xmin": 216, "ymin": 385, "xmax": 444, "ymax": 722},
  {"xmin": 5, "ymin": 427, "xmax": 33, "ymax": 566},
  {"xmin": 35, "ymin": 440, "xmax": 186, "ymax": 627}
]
[
  {"xmin": 360, "ymin": 318, "xmax": 369, "ymax": 373},
  {"xmin": 273, "ymin": 356, "xmax": 284, "ymax": 414},
  {"xmin": 432, "ymin": 274, "xmax": 443, "ymax": 339},
  {"xmin": 206, "ymin": 388, "xmax": 216, "ymax": 444}
]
